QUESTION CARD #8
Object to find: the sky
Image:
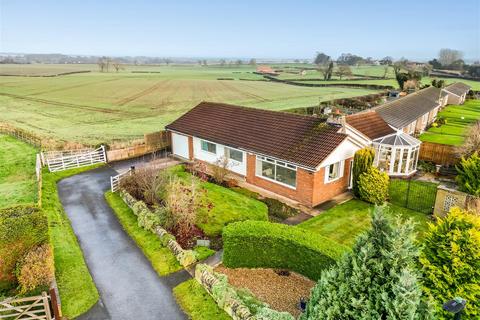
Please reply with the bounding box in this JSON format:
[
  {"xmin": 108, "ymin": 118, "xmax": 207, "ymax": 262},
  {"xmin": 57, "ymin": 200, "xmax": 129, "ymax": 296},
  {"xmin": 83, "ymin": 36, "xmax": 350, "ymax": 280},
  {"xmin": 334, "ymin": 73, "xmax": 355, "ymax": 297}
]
[{"xmin": 1, "ymin": 0, "xmax": 479, "ymax": 61}]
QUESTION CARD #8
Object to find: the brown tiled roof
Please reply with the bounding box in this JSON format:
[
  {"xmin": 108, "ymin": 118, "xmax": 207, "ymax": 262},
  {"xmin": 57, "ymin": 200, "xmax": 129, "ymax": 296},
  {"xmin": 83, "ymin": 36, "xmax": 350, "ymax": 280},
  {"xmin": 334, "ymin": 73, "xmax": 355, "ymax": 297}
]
[
  {"xmin": 346, "ymin": 111, "xmax": 395, "ymax": 139},
  {"xmin": 166, "ymin": 102, "xmax": 347, "ymax": 169},
  {"xmin": 444, "ymin": 82, "xmax": 471, "ymax": 96},
  {"xmin": 375, "ymin": 86, "xmax": 442, "ymax": 129}
]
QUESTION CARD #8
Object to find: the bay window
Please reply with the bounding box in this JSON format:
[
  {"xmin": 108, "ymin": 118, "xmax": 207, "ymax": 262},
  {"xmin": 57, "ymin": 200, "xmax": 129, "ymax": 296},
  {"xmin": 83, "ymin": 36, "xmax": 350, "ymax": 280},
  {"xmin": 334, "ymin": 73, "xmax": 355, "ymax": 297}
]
[{"xmin": 256, "ymin": 156, "xmax": 297, "ymax": 188}]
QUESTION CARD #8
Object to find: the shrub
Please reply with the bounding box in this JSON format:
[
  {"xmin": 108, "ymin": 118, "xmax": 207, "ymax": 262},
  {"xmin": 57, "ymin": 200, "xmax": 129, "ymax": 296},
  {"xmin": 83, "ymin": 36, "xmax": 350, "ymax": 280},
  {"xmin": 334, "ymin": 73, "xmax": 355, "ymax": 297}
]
[
  {"xmin": 358, "ymin": 167, "xmax": 389, "ymax": 205},
  {"xmin": 0, "ymin": 205, "xmax": 48, "ymax": 282},
  {"xmin": 418, "ymin": 160, "xmax": 436, "ymax": 173},
  {"xmin": 455, "ymin": 152, "xmax": 480, "ymax": 196},
  {"xmin": 302, "ymin": 206, "xmax": 433, "ymax": 320},
  {"xmin": 16, "ymin": 244, "xmax": 54, "ymax": 294},
  {"xmin": 419, "ymin": 208, "xmax": 480, "ymax": 318},
  {"xmin": 352, "ymin": 147, "xmax": 375, "ymax": 197},
  {"xmin": 209, "ymin": 157, "xmax": 231, "ymax": 184},
  {"xmin": 119, "ymin": 167, "xmax": 168, "ymax": 206},
  {"xmin": 262, "ymin": 198, "xmax": 299, "ymax": 220},
  {"xmin": 222, "ymin": 221, "xmax": 348, "ymax": 280}
]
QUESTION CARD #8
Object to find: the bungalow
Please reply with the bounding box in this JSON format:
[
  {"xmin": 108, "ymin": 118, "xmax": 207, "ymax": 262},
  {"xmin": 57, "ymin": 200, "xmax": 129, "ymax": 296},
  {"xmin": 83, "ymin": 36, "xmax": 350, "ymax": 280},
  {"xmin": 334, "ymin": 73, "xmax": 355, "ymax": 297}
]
[
  {"xmin": 375, "ymin": 86, "xmax": 448, "ymax": 135},
  {"xmin": 166, "ymin": 102, "xmax": 360, "ymax": 207},
  {"xmin": 345, "ymin": 111, "xmax": 421, "ymax": 177},
  {"xmin": 442, "ymin": 82, "xmax": 471, "ymax": 105}
]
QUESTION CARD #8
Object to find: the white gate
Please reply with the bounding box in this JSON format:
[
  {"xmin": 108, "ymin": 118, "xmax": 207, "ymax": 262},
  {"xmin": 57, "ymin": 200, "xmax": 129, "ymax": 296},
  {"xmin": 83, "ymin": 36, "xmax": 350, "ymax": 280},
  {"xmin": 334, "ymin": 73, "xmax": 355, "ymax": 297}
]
[
  {"xmin": 46, "ymin": 146, "xmax": 106, "ymax": 172},
  {"xmin": 110, "ymin": 168, "xmax": 133, "ymax": 192}
]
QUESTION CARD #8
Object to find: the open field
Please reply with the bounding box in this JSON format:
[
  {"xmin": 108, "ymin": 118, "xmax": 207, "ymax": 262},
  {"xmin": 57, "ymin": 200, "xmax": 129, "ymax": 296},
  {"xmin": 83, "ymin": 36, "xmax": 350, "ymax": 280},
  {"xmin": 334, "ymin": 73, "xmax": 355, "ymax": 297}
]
[
  {"xmin": 277, "ymin": 65, "xmax": 396, "ymax": 80},
  {"xmin": 419, "ymin": 99, "xmax": 480, "ymax": 145},
  {"xmin": 0, "ymin": 64, "xmax": 380, "ymax": 144},
  {"xmin": 0, "ymin": 134, "xmax": 38, "ymax": 208}
]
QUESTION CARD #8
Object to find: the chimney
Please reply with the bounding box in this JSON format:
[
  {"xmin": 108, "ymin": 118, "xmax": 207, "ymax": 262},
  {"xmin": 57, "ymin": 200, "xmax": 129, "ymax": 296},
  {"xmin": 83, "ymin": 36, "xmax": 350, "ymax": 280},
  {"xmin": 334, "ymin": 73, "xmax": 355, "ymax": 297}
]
[{"xmin": 326, "ymin": 110, "xmax": 346, "ymax": 133}]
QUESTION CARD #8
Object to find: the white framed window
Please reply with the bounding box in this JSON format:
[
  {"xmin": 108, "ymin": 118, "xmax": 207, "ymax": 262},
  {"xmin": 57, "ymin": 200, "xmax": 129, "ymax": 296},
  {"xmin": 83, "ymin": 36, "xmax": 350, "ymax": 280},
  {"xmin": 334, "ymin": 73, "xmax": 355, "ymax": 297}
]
[
  {"xmin": 200, "ymin": 140, "xmax": 216, "ymax": 154},
  {"xmin": 225, "ymin": 147, "xmax": 243, "ymax": 163},
  {"xmin": 255, "ymin": 156, "xmax": 297, "ymax": 188},
  {"xmin": 325, "ymin": 161, "xmax": 344, "ymax": 183}
]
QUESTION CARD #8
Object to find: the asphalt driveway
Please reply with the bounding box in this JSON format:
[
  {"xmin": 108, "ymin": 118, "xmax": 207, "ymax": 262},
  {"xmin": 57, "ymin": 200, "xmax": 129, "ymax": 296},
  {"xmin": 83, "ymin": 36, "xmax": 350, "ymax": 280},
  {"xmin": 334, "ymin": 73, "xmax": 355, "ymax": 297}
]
[{"xmin": 57, "ymin": 165, "xmax": 188, "ymax": 320}]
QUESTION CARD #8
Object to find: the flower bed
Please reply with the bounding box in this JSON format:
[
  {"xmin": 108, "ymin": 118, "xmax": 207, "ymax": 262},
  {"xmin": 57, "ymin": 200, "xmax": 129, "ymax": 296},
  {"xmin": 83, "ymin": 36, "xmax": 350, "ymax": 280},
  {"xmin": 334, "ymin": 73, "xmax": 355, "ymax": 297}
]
[{"xmin": 118, "ymin": 190, "xmax": 205, "ymax": 267}]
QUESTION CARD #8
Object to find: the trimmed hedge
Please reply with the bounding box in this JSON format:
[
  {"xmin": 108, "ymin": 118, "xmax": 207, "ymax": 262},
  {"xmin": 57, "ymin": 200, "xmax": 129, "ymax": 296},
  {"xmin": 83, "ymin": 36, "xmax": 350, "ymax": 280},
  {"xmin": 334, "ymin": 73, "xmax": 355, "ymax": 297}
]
[{"xmin": 223, "ymin": 221, "xmax": 348, "ymax": 280}]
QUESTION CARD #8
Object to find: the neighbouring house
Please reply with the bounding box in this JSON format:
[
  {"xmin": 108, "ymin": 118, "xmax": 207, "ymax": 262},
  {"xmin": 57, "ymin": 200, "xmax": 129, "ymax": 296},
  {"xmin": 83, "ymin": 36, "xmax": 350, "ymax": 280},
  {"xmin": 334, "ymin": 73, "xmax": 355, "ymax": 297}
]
[
  {"xmin": 442, "ymin": 82, "xmax": 471, "ymax": 105},
  {"xmin": 374, "ymin": 86, "xmax": 448, "ymax": 135},
  {"xmin": 345, "ymin": 111, "xmax": 421, "ymax": 177},
  {"xmin": 166, "ymin": 102, "xmax": 361, "ymax": 207},
  {"xmin": 254, "ymin": 65, "xmax": 278, "ymax": 76}
]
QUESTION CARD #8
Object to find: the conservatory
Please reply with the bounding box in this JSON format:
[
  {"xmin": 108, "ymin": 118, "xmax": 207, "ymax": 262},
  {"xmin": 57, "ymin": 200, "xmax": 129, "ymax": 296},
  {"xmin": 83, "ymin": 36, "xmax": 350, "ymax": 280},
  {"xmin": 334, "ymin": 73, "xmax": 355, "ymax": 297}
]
[{"xmin": 372, "ymin": 132, "xmax": 421, "ymax": 176}]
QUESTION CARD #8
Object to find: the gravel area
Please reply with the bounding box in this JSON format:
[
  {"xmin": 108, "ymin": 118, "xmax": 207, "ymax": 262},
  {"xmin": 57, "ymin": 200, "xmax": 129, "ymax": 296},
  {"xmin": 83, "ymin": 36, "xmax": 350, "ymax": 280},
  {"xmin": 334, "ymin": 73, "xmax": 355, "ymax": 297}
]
[{"xmin": 215, "ymin": 265, "xmax": 315, "ymax": 317}]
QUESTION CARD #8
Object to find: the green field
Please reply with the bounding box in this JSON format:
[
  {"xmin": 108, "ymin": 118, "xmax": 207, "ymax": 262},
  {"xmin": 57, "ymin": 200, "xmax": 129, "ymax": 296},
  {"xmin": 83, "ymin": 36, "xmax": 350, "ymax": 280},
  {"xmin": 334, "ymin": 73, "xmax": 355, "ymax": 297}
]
[
  {"xmin": 419, "ymin": 99, "xmax": 480, "ymax": 146},
  {"xmin": 0, "ymin": 64, "xmax": 381, "ymax": 144},
  {"xmin": 0, "ymin": 135, "xmax": 38, "ymax": 208},
  {"xmin": 277, "ymin": 65, "xmax": 396, "ymax": 80}
]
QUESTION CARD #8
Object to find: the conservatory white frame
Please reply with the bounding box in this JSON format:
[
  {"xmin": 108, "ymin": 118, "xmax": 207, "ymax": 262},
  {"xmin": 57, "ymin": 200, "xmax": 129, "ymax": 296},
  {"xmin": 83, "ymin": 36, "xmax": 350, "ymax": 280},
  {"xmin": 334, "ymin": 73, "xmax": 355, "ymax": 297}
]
[{"xmin": 372, "ymin": 133, "xmax": 421, "ymax": 176}]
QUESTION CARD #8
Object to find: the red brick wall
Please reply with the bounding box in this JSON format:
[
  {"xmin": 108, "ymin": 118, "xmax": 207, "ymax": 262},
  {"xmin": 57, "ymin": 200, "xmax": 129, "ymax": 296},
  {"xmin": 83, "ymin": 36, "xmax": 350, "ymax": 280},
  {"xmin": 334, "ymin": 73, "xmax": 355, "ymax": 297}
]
[
  {"xmin": 312, "ymin": 158, "xmax": 352, "ymax": 206},
  {"xmin": 188, "ymin": 136, "xmax": 194, "ymax": 160},
  {"xmin": 245, "ymin": 154, "xmax": 314, "ymax": 206}
]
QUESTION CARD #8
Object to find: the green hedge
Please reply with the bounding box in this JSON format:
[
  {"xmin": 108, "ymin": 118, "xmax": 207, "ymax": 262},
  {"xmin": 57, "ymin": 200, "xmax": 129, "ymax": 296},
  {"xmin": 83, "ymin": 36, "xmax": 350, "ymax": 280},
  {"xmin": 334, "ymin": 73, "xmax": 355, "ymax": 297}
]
[{"xmin": 223, "ymin": 221, "xmax": 348, "ymax": 280}]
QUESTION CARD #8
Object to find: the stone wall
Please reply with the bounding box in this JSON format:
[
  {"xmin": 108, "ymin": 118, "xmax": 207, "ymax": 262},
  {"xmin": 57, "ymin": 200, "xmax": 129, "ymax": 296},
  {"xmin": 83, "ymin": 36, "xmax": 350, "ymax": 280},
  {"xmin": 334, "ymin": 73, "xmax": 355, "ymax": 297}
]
[{"xmin": 433, "ymin": 185, "xmax": 480, "ymax": 216}]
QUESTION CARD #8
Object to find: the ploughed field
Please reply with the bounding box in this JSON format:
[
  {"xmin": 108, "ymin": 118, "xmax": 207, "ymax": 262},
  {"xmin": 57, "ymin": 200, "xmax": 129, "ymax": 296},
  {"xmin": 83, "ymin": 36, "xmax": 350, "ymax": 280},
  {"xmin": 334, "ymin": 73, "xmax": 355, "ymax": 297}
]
[{"xmin": 0, "ymin": 64, "xmax": 379, "ymax": 144}]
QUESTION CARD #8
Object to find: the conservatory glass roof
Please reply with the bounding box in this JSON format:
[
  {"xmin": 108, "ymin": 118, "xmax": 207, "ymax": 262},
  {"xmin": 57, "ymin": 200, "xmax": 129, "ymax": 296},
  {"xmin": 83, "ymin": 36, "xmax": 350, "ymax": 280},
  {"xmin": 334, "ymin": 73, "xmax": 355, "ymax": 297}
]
[{"xmin": 373, "ymin": 132, "xmax": 421, "ymax": 147}]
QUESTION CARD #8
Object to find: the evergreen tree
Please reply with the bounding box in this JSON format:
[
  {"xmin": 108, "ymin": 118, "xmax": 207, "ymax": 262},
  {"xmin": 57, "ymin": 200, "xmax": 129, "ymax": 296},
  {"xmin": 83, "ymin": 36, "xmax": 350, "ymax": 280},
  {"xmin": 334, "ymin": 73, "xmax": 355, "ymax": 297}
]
[
  {"xmin": 455, "ymin": 151, "xmax": 480, "ymax": 196},
  {"xmin": 419, "ymin": 208, "xmax": 480, "ymax": 318},
  {"xmin": 352, "ymin": 147, "xmax": 375, "ymax": 197},
  {"xmin": 302, "ymin": 206, "xmax": 433, "ymax": 320}
]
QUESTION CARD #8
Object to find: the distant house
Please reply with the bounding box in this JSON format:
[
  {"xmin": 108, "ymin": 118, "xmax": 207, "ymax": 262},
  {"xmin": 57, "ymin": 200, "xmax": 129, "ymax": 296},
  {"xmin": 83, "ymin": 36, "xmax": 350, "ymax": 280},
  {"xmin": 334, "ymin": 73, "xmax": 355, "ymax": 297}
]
[
  {"xmin": 375, "ymin": 86, "xmax": 448, "ymax": 135},
  {"xmin": 166, "ymin": 102, "xmax": 360, "ymax": 207},
  {"xmin": 443, "ymin": 82, "xmax": 471, "ymax": 105},
  {"xmin": 255, "ymin": 65, "xmax": 278, "ymax": 76}
]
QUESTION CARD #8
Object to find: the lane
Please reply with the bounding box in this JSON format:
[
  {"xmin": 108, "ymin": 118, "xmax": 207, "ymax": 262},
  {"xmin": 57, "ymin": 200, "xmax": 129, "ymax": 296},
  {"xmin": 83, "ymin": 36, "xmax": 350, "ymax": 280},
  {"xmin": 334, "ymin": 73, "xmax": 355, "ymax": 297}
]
[{"xmin": 57, "ymin": 165, "xmax": 188, "ymax": 320}]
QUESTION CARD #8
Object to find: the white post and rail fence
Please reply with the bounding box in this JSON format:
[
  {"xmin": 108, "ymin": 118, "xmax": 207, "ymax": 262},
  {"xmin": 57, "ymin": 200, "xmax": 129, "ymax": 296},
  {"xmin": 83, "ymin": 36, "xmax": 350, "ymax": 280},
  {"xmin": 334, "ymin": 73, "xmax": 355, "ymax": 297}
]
[{"xmin": 110, "ymin": 168, "xmax": 133, "ymax": 192}]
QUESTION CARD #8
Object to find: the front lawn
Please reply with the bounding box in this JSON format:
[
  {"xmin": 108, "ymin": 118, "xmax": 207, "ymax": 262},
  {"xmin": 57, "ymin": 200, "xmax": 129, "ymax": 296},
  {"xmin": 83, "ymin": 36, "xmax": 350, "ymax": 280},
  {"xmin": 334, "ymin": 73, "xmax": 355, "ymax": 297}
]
[
  {"xmin": 41, "ymin": 165, "xmax": 103, "ymax": 319},
  {"xmin": 173, "ymin": 166, "xmax": 269, "ymax": 237},
  {"xmin": 419, "ymin": 99, "xmax": 480, "ymax": 146},
  {"xmin": 173, "ymin": 279, "xmax": 230, "ymax": 320},
  {"xmin": 0, "ymin": 134, "xmax": 38, "ymax": 208},
  {"xmin": 389, "ymin": 179, "xmax": 438, "ymax": 214},
  {"xmin": 298, "ymin": 200, "xmax": 430, "ymax": 247},
  {"xmin": 105, "ymin": 191, "xmax": 183, "ymax": 275}
]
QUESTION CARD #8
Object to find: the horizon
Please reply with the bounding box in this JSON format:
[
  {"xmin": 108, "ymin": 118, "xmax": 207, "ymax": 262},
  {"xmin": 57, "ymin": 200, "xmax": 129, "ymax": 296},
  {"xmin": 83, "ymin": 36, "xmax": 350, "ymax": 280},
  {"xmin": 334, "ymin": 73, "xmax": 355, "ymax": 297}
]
[{"xmin": 1, "ymin": 0, "xmax": 479, "ymax": 61}]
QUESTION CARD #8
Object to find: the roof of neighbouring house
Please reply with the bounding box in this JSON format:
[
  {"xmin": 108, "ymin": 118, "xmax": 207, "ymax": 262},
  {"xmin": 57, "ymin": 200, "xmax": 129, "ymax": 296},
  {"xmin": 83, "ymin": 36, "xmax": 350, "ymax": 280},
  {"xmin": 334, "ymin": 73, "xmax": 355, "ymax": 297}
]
[
  {"xmin": 346, "ymin": 111, "xmax": 396, "ymax": 140},
  {"xmin": 374, "ymin": 86, "xmax": 443, "ymax": 129},
  {"xmin": 443, "ymin": 82, "xmax": 471, "ymax": 97},
  {"xmin": 165, "ymin": 102, "xmax": 348, "ymax": 169}
]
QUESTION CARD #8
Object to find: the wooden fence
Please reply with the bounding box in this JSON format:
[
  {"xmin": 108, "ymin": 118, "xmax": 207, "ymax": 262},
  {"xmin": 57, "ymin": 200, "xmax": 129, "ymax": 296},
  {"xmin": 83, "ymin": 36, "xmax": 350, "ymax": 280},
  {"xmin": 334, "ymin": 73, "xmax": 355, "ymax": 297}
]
[
  {"xmin": 0, "ymin": 290, "xmax": 61, "ymax": 320},
  {"xmin": 107, "ymin": 131, "xmax": 170, "ymax": 162},
  {"xmin": 419, "ymin": 141, "xmax": 458, "ymax": 165},
  {"xmin": 0, "ymin": 123, "xmax": 42, "ymax": 147},
  {"xmin": 46, "ymin": 146, "xmax": 106, "ymax": 172}
]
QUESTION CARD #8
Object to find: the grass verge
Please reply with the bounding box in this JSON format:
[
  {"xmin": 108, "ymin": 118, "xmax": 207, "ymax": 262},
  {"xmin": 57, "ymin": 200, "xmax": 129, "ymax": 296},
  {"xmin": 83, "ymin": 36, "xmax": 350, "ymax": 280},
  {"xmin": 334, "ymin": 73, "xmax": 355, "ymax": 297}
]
[
  {"xmin": 104, "ymin": 191, "xmax": 182, "ymax": 275},
  {"xmin": 41, "ymin": 164, "xmax": 103, "ymax": 318},
  {"xmin": 299, "ymin": 199, "xmax": 430, "ymax": 247},
  {"xmin": 0, "ymin": 134, "xmax": 38, "ymax": 208},
  {"xmin": 173, "ymin": 279, "xmax": 230, "ymax": 320}
]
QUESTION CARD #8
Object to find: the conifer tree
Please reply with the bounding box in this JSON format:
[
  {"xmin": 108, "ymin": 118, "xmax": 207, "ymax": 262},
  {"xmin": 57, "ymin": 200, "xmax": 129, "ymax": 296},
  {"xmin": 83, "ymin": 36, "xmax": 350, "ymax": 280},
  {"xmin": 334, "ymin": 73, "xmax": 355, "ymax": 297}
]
[
  {"xmin": 352, "ymin": 147, "xmax": 375, "ymax": 197},
  {"xmin": 301, "ymin": 206, "xmax": 433, "ymax": 320}
]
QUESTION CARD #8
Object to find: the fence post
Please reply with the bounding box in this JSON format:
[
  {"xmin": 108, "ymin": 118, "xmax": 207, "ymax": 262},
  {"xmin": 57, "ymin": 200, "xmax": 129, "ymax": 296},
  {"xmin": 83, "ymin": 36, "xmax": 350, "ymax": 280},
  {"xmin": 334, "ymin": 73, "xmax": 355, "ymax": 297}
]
[
  {"xmin": 405, "ymin": 179, "xmax": 411, "ymax": 209},
  {"xmin": 49, "ymin": 287, "xmax": 62, "ymax": 320},
  {"xmin": 111, "ymin": 176, "xmax": 114, "ymax": 193}
]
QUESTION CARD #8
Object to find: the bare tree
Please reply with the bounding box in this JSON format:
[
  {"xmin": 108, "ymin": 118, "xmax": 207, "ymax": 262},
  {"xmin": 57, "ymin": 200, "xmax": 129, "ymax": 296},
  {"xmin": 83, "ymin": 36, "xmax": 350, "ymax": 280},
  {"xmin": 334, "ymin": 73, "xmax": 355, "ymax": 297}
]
[
  {"xmin": 248, "ymin": 58, "xmax": 256, "ymax": 66},
  {"xmin": 457, "ymin": 121, "xmax": 480, "ymax": 158},
  {"xmin": 210, "ymin": 157, "xmax": 231, "ymax": 184},
  {"xmin": 235, "ymin": 59, "xmax": 243, "ymax": 66},
  {"xmin": 335, "ymin": 64, "xmax": 352, "ymax": 80},
  {"xmin": 382, "ymin": 66, "xmax": 389, "ymax": 79},
  {"xmin": 97, "ymin": 58, "xmax": 106, "ymax": 72},
  {"xmin": 438, "ymin": 48, "xmax": 463, "ymax": 67},
  {"xmin": 112, "ymin": 61, "xmax": 122, "ymax": 72},
  {"xmin": 163, "ymin": 58, "xmax": 172, "ymax": 65}
]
